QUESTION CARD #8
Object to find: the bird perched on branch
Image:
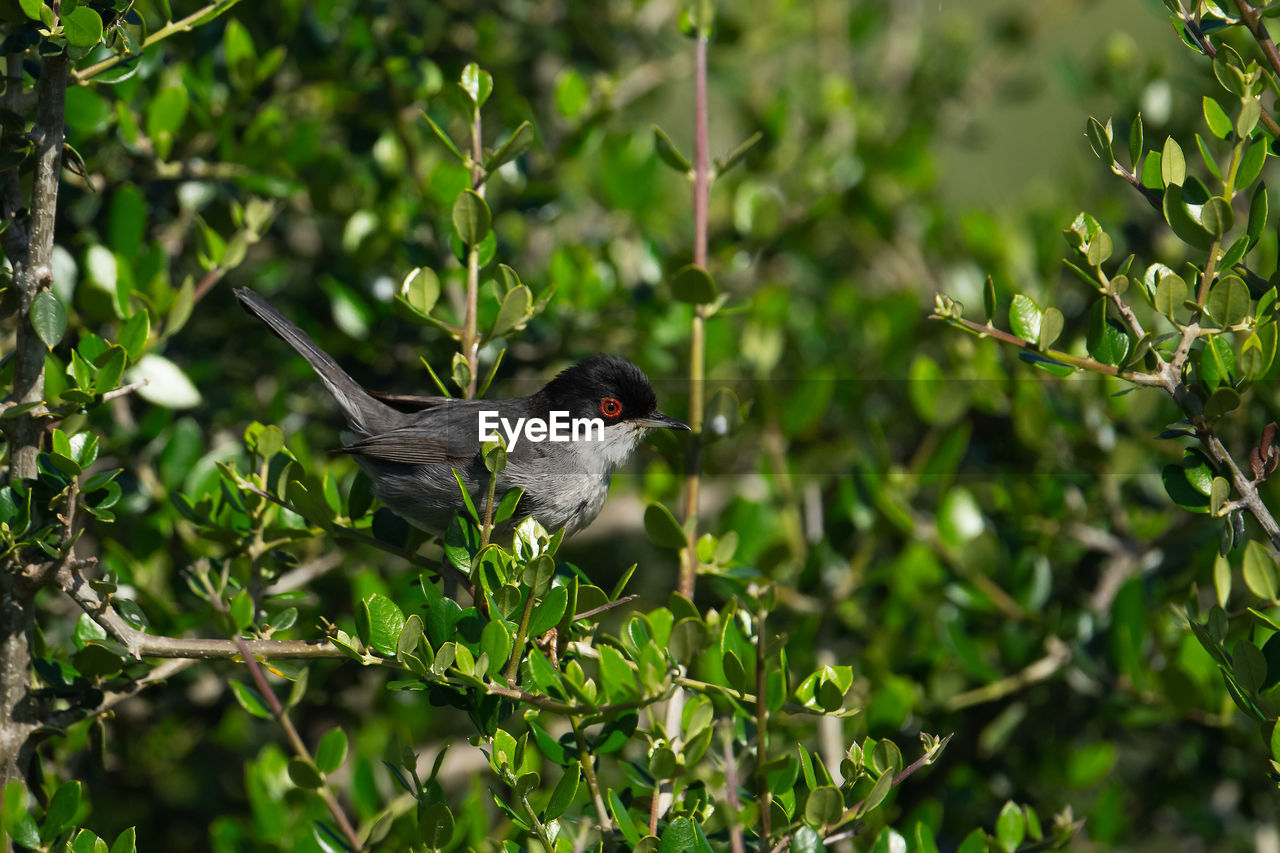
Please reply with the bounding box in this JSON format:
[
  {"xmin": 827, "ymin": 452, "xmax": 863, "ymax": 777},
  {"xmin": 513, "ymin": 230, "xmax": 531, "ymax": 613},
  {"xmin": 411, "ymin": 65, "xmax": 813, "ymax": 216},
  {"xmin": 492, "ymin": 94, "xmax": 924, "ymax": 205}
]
[{"xmin": 235, "ymin": 288, "xmax": 689, "ymax": 537}]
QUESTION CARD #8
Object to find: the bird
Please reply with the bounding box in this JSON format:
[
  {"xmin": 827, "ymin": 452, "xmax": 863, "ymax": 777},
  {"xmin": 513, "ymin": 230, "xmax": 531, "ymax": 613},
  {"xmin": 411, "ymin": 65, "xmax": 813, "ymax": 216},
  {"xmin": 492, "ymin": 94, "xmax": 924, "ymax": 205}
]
[{"xmin": 234, "ymin": 288, "xmax": 690, "ymax": 537}]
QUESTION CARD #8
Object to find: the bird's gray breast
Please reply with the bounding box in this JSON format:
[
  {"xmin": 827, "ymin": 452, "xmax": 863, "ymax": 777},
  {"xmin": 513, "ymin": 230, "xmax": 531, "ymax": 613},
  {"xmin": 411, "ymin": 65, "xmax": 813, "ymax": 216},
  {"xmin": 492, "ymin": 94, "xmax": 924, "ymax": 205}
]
[{"xmin": 357, "ymin": 431, "xmax": 621, "ymax": 537}]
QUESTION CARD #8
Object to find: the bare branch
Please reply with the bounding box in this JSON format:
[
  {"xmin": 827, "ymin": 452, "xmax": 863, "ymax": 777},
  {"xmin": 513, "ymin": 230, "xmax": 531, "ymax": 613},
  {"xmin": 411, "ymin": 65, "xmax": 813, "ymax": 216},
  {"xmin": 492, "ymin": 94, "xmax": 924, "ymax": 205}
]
[{"xmin": 56, "ymin": 560, "xmax": 346, "ymax": 661}]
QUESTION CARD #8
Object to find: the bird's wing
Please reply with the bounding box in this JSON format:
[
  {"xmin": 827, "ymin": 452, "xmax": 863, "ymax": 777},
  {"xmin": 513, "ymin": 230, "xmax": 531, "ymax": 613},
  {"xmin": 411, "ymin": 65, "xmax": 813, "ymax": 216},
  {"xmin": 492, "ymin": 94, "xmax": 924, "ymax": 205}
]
[
  {"xmin": 367, "ymin": 390, "xmax": 454, "ymax": 413},
  {"xmin": 335, "ymin": 407, "xmax": 483, "ymax": 466}
]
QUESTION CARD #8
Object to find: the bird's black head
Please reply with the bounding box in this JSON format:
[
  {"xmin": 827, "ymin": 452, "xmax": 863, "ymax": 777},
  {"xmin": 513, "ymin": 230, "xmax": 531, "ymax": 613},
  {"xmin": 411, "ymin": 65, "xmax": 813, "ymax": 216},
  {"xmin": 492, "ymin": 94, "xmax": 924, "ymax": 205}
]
[{"xmin": 538, "ymin": 355, "xmax": 689, "ymax": 431}]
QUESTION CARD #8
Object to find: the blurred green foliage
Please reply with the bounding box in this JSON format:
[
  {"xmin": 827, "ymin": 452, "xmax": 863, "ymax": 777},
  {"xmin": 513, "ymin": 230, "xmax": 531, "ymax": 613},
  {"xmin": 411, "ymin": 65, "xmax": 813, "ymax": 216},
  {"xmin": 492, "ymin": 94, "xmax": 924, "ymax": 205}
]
[{"xmin": 7, "ymin": 0, "xmax": 1280, "ymax": 850}]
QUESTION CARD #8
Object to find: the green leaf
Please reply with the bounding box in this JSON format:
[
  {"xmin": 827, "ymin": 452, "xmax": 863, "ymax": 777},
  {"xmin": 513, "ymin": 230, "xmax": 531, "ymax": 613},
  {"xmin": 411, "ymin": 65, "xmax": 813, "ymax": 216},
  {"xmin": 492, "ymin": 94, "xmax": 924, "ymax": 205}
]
[
  {"xmin": 1263, "ymin": 633, "xmax": 1280, "ymax": 691},
  {"xmin": 1239, "ymin": 97, "xmax": 1262, "ymax": 138},
  {"xmin": 118, "ymin": 310, "xmax": 150, "ymax": 361},
  {"xmin": 1201, "ymin": 334, "xmax": 1236, "ymax": 391},
  {"xmin": 670, "ymin": 265, "xmax": 717, "ymax": 304},
  {"xmin": 42, "ymin": 780, "xmax": 81, "ymax": 838},
  {"xmin": 31, "ymin": 290, "xmax": 66, "ymax": 348},
  {"xmin": 957, "ymin": 829, "xmax": 988, "ymax": 853},
  {"xmin": 1205, "ymin": 275, "xmax": 1249, "ymax": 328},
  {"xmin": 1234, "ymin": 640, "xmax": 1268, "ymax": 693},
  {"xmin": 494, "ymin": 488, "xmax": 523, "ymax": 524},
  {"xmin": 1201, "ymin": 197, "xmax": 1234, "ymax": 237},
  {"xmin": 1008, "ymin": 294, "xmax": 1041, "ymax": 343},
  {"xmin": 145, "ymin": 86, "xmax": 189, "ymax": 146},
  {"xmin": 1162, "ymin": 464, "xmax": 1211, "ymax": 514},
  {"xmin": 522, "ymin": 553, "xmax": 555, "ymax": 597},
  {"xmin": 109, "ymin": 828, "xmax": 137, "ymax": 853},
  {"xmin": 659, "ymin": 817, "xmax": 713, "ymax": 853},
  {"xmin": 1129, "ymin": 113, "xmax": 1144, "ymax": 166},
  {"xmin": 599, "ymin": 644, "xmax": 639, "ymax": 700},
  {"xmin": 1038, "ymin": 307, "xmax": 1063, "ymax": 351},
  {"xmin": 554, "ymin": 68, "xmax": 590, "ymax": 120},
  {"xmin": 983, "ymin": 276, "xmax": 997, "ymax": 322},
  {"xmin": 364, "ymin": 594, "xmax": 406, "ymax": 656},
  {"xmin": 716, "ymin": 131, "xmax": 762, "ymax": 175},
  {"xmin": 1154, "ymin": 273, "xmax": 1188, "ymax": 318},
  {"xmin": 485, "ymin": 121, "xmax": 534, "ymax": 173},
  {"xmin": 606, "ymin": 790, "xmax": 641, "ymax": 847},
  {"xmin": 1211, "ymin": 476, "xmax": 1232, "ymax": 517},
  {"xmin": 17, "ymin": 0, "xmax": 42, "ymax": 21},
  {"xmin": 855, "ymin": 769, "xmax": 895, "ymax": 818},
  {"xmin": 996, "ymin": 800, "xmax": 1026, "ymax": 853},
  {"xmin": 804, "ymin": 786, "xmax": 844, "ymax": 827},
  {"xmin": 460, "ymin": 63, "xmax": 493, "ymax": 108},
  {"xmin": 937, "ymin": 487, "xmax": 983, "ymax": 547},
  {"xmin": 1239, "ymin": 139, "xmax": 1268, "ymax": 188},
  {"xmin": 69, "ymin": 830, "xmax": 107, "ymax": 853},
  {"xmin": 451, "ymin": 190, "xmax": 491, "ymax": 246},
  {"xmin": 230, "ymin": 589, "xmax": 254, "ymax": 632},
  {"xmin": 480, "ymin": 619, "xmax": 511, "ymax": 679},
  {"xmin": 644, "ymin": 502, "xmax": 686, "ymax": 550},
  {"xmin": 315, "ymin": 728, "xmax": 348, "ymax": 775},
  {"xmin": 1248, "ymin": 183, "xmax": 1269, "ymax": 247},
  {"xmin": 62, "ymin": 7, "xmax": 104, "ymax": 48},
  {"xmin": 229, "ymin": 681, "xmax": 274, "ymax": 719},
  {"xmin": 399, "ymin": 267, "xmax": 440, "ymax": 317},
  {"xmin": 1197, "ymin": 134, "xmax": 1223, "ymax": 182},
  {"xmin": 545, "ymin": 766, "xmax": 579, "ymax": 821},
  {"xmin": 1086, "ymin": 117, "xmax": 1113, "ymax": 165},
  {"xmin": 418, "ymin": 801, "xmax": 455, "ymax": 848},
  {"xmin": 128, "ymin": 354, "xmax": 202, "ymax": 409},
  {"xmin": 490, "ymin": 285, "xmax": 532, "ymax": 338},
  {"xmin": 653, "ymin": 125, "xmax": 692, "ymax": 173},
  {"xmin": 1244, "ymin": 540, "xmax": 1279, "ymax": 601},
  {"xmin": 1203, "ymin": 97, "xmax": 1232, "ymax": 138},
  {"xmin": 421, "ymin": 112, "xmax": 465, "ymax": 163},
  {"xmin": 1215, "ymin": 552, "xmax": 1233, "ymax": 609},
  {"xmin": 1086, "ymin": 300, "xmax": 1129, "ymax": 366},
  {"xmin": 1017, "ymin": 350, "xmax": 1074, "ymax": 376},
  {"xmin": 529, "ymin": 584, "xmax": 568, "ymax": 636},
  {"xmin": 1241, "ymin": 332, "xmax": 1267, "ymax": 379},
  {"xmin": 448, "ymin": 471, "xmax": 479, "ymax": 525},
  {"xmin": 1163, "ymin": 185, "xmax": 1214, "ymax": 250},
  {"xmin": 1162, "ymin": 137, "xmax": 1186, "ymax": 186},
  {"xmin": 287, "ymin": 757, "xmax": 323, "ymax": 789}
]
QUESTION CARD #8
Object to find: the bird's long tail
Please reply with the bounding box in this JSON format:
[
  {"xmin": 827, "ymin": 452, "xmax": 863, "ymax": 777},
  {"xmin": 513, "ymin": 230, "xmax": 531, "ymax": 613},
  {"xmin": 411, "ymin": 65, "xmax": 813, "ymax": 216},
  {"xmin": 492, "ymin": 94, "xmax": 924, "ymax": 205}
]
[{"xmin": 234, "ymin": 288, "xmax": 398, "ymax": 436}]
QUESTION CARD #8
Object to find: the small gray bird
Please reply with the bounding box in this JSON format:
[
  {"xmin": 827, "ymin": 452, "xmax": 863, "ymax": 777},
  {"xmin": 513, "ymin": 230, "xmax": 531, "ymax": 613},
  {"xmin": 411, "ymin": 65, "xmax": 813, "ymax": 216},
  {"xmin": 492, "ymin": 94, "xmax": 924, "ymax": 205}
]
[{"xmin": 235, "ymin": 288, "xmax": 689, "ymax": 537}]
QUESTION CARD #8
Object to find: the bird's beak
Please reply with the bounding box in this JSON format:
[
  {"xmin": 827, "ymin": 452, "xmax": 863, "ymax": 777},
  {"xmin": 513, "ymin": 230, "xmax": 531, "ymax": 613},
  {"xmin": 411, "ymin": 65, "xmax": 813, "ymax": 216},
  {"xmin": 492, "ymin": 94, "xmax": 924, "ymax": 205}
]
[{"xmin": 633, "ymin": 412, "xmax": 691, "ymax": 431}]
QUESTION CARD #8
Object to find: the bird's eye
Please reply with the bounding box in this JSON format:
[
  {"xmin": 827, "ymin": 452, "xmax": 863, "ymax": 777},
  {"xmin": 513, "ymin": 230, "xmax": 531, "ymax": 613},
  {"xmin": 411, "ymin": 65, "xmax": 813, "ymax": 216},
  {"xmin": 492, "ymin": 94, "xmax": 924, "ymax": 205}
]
[{"xmin": 600, "ymin": 397, "xmax": 622, "ymax": 418}]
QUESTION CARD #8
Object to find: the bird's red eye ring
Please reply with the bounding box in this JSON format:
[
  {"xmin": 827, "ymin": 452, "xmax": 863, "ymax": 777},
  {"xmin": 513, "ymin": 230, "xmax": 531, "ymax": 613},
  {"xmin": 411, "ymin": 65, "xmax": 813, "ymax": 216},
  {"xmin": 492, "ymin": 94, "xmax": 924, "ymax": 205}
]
[{"xmin": 600, "ymin": 397, "xmax": 622, "ymax": 418}]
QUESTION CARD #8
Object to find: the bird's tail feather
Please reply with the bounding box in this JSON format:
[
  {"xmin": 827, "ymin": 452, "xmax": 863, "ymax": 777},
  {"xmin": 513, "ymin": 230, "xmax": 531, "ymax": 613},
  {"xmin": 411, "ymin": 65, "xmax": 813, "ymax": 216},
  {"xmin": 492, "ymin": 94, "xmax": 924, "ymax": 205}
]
[{"xmin": 234, "ymin": 288, "xmax": 397, "ymax": 435}]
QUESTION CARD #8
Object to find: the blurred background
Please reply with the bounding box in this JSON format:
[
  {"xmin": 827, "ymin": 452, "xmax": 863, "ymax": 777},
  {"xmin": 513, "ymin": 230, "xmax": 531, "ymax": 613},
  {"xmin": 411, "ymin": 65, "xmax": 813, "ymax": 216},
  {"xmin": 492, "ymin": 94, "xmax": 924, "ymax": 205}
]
[{"xmin": 49, "ymin": 0, "xmax": 1280, "ymax": 848}]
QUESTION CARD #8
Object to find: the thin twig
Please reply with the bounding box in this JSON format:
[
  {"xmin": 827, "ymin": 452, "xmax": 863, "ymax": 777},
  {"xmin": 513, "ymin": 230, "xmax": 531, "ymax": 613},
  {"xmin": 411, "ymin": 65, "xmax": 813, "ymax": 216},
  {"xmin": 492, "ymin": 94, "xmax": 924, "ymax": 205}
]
[
  {"xmin": 1234, "ymin": 1, "xmax": 1280, "ymax": 99},
  {"xmin": 937, "ymin": 314, "xmax": 1167, "ymax": 386},
  {"xmin": 101, "ymin": 379, "xmax": 149, "ymax": 402},
  {"xmin": 461, "ymin": 99, "xmax": 484, "ymax": 399},
  {"xmin": 228, "ymin": 629, "xmax": 362, "ymax": 850},
  {"xmin": 679, "ymin": 29, "xmax": 711, "ymax": 600},
  {"xmin": 572, "ymin": 716, "xmax": 612, "ymax": 834},
  {"xmin": 72, "ymin": 2, "xmax": 238, "ymax": 84},
  {"xmin": 722, "ymin": 726, "xmax": 746, "ymax": 853},
  {"xmin": 56, "ymin": 560, "xmax": 346, "ymax": 660},
  {"xmin": 754, "ymin": 605, "xmax": 771, "ymax": 840},
  {"xmin": 572, "ymin": 594, "xmax": 638, "ymax": 622},
  {"xmin": 943, "ymin": 637, "xmax": 1072, "ymax": 711}
]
